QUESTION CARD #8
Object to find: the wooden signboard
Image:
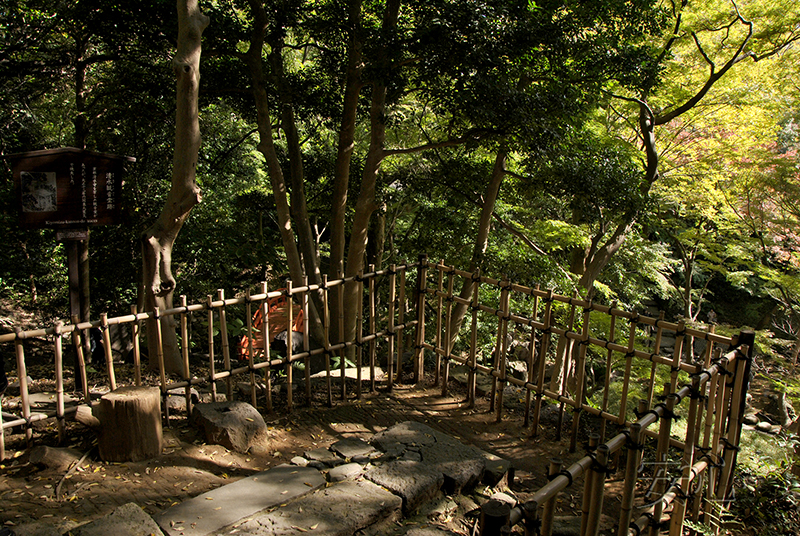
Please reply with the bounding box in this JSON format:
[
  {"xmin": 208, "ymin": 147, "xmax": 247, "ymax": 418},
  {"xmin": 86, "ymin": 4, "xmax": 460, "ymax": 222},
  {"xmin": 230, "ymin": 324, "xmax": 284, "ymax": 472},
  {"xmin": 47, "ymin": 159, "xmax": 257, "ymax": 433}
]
[{"xmin": 8, "ymin": 148, "xmax": 135, "ymax": 229}]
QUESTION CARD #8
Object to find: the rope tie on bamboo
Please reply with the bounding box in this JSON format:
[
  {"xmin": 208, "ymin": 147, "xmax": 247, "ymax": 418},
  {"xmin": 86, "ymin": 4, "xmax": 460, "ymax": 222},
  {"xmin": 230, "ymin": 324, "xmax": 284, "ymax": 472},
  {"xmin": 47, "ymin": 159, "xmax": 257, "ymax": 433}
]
[
  {"xmin": 629, "ymin": 312, "xmax": 640, "ymax": 323},
  {"xmin": 629, "ymin": 521, "xmax": 643, "ymax": 536},
  {"xmin": 386, "ymin": 267, "xmax": 397, "ymax": 276},
  {"xmin": 546, "ymin": 468, "xmax": 574, "ymax": 487},
  {"xmin": 500, "ymin": 281, "xmax": 513, "ymax": 292},
  {"xmin": 621, "ymin": 430, "xmax": 644, "ymax": 451},
  {"xmin": 626, "ymin": 350, "xmax": 637, "ymax": 359},
  {"xmin": 675, "ymin": 327, "xmax": 686, "ymax": 337},
  {"xmin": 721, "ymin": 437, "xmax": 740, "ymax": 453},
  {"xmin": 354, "ymin": 273, "xmax": 364, "ymax": 282},
  {"xmin": 587, "ymin": 452, "xmax": 613, "ymax": 475},
  {"xmin": 653, "ymin": 402, "xmax": 681, "ymax": 421},
  {"xmin": 471, "ymin": 271, "xmax": 481, "ymax": 282}
]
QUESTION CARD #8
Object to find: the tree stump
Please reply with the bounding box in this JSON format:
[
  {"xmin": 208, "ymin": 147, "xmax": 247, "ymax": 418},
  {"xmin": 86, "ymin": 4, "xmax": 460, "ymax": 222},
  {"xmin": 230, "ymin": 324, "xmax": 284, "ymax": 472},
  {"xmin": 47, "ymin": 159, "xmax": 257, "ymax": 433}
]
[{"xmin": 96, "ymin": 386, "xmax": 162, "ymax": 462}]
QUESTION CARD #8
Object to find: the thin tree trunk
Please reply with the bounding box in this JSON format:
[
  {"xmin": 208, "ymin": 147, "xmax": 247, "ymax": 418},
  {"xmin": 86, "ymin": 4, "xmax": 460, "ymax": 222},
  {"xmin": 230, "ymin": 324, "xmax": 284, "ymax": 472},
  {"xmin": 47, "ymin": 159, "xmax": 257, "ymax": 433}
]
[{"xmin": 141, "ymin": 0, "xmax": 208, "ymax": 375}]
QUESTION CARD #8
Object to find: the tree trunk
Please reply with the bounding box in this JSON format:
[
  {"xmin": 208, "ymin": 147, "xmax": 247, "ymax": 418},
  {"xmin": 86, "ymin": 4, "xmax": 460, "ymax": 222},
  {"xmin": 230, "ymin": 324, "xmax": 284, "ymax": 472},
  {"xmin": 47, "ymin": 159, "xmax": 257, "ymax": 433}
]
[{"xmin": 142, "ymin": 0, "xmax": 208, "ymax": 375}]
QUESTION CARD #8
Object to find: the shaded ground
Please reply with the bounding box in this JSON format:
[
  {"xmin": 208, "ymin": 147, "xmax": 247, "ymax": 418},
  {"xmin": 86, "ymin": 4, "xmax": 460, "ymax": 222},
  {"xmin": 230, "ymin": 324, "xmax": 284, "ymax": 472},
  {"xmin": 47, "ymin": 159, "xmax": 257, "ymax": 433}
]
[{"xmin": 0, "ymin": 368, "xmax": 600, "ymax": 534}]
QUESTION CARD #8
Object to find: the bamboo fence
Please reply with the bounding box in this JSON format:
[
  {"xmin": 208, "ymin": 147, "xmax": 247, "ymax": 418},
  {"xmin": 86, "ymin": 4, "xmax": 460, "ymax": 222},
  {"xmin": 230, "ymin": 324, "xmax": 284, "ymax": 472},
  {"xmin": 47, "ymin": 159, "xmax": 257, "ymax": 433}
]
[{"xmin": 0, "ymin": 256, "xmax": 752, "ymax": 535}]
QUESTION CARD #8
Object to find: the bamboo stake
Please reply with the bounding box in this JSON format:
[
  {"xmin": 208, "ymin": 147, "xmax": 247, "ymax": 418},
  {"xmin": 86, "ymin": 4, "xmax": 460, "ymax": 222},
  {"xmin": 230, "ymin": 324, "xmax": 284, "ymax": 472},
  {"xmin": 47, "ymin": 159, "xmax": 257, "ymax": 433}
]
[
  {"xmin": 356, "ymin": 271, "xmax": 364, "ymax": 399},
  {"xmin": 552, "ymin": 293, "xmax": 578, "ymax": 439},
  {"xmin": 669, "ymin": 375, "xmax": 703, "ymax": 536},
  {"xmin": 217, "ymin": 289, "xmax": 232, "ymax": 402},
  {"xmin": 532, "ymin": 291, "xmax": 554, "ymax": 437},
  {"xmin": 570, "ymin": 306, "xmax": 591, "ymax": 453},
  {"xmin": 261, "ymin": 282, "xmax": 272, "ymax": 413},
  {"xmin": 180, "ymin": 296, "xmax": 194, "ymax": 413},
  {"xmin": 244, "ymin": 290, "xmax": 257, "ymax": 408},
  {"xmin": 441, "ymin": 269, "xmax": 454, "ymax": 397},
  {"xmin": 397, "ymin": 267, "xmax": 406, "ymax": 382},
  {"xmin": 323, "ymin": 275, "xmax": 333, "ymax": 407},
  {"xmin": 716, "ymin": 344, "xmax": 751, "ymax": 504},
  {"xmin": 493, "ymin": 278, "xmax": 511, "ymax": 422},
  {"xmin": 650, "ymin": 389, "xmax": 678, "ymax": 536},
  {"xmin": 701, "ymin": 348, "xmax": 722, "ymax": 526},
  {"xmin": 414, "ymin": 255, "xmax": 429, "ymax": 383},
  {"xmin": 670, "ymin": 321, "xmax": 686, "ymax": 393},
  {"xmin": 53, "ymin": 321, "xmax": 65, "ymax": 444},
  {"xmin": 153, "ymin": 307, "xmax": 167, "ymax": 420},
  {"xmin": 541, "ymin": 458, "xmax": 563, "ymax": 536},
  {"xmin": 302, "ymin": 277, "xmax": 311, "ymax": 404},
  {"xmin": 337, "ymin": 266, "xmax": 346, "ymax": 400},
  {"xmin": 599, "ymin": 301, "xmax": 618, "ymax": 441},
  {"xmin": 100, "ymin": 313, "xmax": 116, "ymax": 391},
  {"xmin": 524, "ymin": 285, "xmax": 540, "ymax": 427},
  {"xmin": 71, "ymin": 315, "xmax": 90, "ymax": 404},
  {"xmin": 646, "ymin": 311, "xmax": 666, "ymax": 410},
  {"xmin": 618, "ymin": 422, "xmax": 643, "ymax": 536},
  {"xmin": 584, "ymin": 444, "xmax": 609, "ymax": 536},
  {"xmin": 468, "ymin": 268, "xmax": 481, "ymax": 408},
  {"xmin": 618, "ymin": 315, "xmax": 637, "ymax": 426},
  {"xmin": 206, "ymin": 295, "xmax": 217, "ymax": 402},
  {"xmin": 286, "ymin": 281, "xmax": 294, "ymax": 411},
  {"xmin": 131, "ymin": 304, "xmax": 142, "ymax": 387},
  {"xmin": 581, "ymin": 433, "xmax": 601, "ymax": 534},
  {"xmin": 369, "ymin": 265, "xmax": 377, "ymax": 392},
  {"xmin": 434, "ymin": 262, "xmax": 444, "ymax": 386},
  {"xmin": 388, "ymin": 264, "xmax": 397, "ymax": 392}
]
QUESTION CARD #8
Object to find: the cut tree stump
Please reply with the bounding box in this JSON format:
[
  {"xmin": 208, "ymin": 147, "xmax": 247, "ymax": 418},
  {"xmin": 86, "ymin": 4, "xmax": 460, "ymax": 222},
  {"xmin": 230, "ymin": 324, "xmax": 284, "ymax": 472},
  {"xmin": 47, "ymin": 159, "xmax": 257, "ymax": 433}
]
[{"xmin": 95, "ymin": 386, "xmax": 162, "ymax": 462}]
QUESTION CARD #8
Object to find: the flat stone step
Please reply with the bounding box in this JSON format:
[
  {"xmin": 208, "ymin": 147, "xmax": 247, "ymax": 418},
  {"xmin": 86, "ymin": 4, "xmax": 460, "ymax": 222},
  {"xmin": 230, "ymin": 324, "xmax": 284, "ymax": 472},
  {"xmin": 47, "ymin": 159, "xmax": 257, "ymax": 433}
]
[{"xmin": 155, "ymin": 464, "xmax": 326, "ymax": 536}]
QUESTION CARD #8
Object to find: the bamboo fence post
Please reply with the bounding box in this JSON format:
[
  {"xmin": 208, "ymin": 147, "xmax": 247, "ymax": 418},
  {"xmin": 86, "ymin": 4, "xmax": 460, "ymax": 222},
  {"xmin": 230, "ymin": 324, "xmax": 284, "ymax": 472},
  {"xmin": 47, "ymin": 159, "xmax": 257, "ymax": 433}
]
[
  {"xmin": 153, "ymin": 307, "xmax": 168, "ymax": 420},
  {"xmin": 356, "ymin": 271, "xmax": 364, "ymax": 399},
  {"xmin": 302, "ymin": 277, "xmax": 312, "ymax": 404},
  {"xmin": 180, "ymin": 295, "xmax": 194, "ymax": 413},
  {"xmin": 71, "ymin": 315, "xmax": 90, "ymax": 404},
  {"xmin": 690, "ymin": 328, "xmax": 716, "ymax": 526},
  {"xmin": 206, "ymin": 295, "xmax": 217, "ymax": 402},
  {"xmin": 130, "ymin": 304, "xmax": 143, "ymax": 387},
  {"xmin": 669, "ymin": 375, "xmax": 703, "ymax": 536},
  {"xmin": 541, "ymin": 458, "xmax": 563, "ymax": 536},
  {"xmin": 649, "ymin": 389, "xmax": 678, "ymax": 536},
  {"xmin": 646, "ymin": 311, "xmax": 666, "ymax": 413},
  {"xmin": 670, "ymin": 321, "xmax": 686, "ymax": 393},
  {"xmin": 100, "ymin": 313, "xmax": 116, "ymax": 391},
  {"xmin": 552, "ymin": 293, "xmax": 578, "ymax": 439},
  {"xmin": 701, "ymin": 348, "xmax": 723, "ymax": 525},
  {"xmin": 286, "ymin": 281, "xmax": 294, "ymax": 411},
  {"xmin": 468, "ymin": 268, "xmax": 481, "ymax": 409},
  {"xmin": 618, "ymin": 422, "xmax": 643, "ymax": 536},
  {"xmin": 322, "ymin": 275, "xmax": 333, "ymax": 407},
  {"xmin": 397, "ymin": 266, "xmax": 406, "ymax": 382},
  {"xmin": 493, "ymin": 278, "xmax": 511, "ymax": 422},
  {"xmin": 716, "ymin": 341, "xmax": 752, "ymax": 504},
  {"xmin": 337, "ymin": 267, "xmax": 346, "ymax": 400},
  {"xmin": 599, "ymin": 301, "xmax": 618, "ymax": 440},
  {"xmin": 532, "ymin": 291, "xmax": 554, "ymax": 437},
  {"xmin": 584, "ymin": 444, "xmax": 610, "ymax": 536},
  {"xmin": 581, "ymin": 433, "xmax": 601, "ymax": 532},
  {"xmin": 388, "ymin": 264, "xmax": 397, "ymax": 392},
  {"xmin": 618, "ymin": 313, "xmax": 637, "ymax": 426},
  {"xmin": 244, "ymin": 290, "xmax": 257, "ymax": 408},
  {"xmin": 369, "ymin": 266, "xmax": 377, "ymax": 392},
  {"xmin": 217, "ymin": 289, "xmax": 233, "ymax": 402},
  {"xmin": 442, "ymin": 269, "xmax": 455, "ymax": 397},
  {"xmin": 570, "ymin": 305, "xmax": 591, "ymax": 453},
  {"xmin": 524, "ymin": 285, "xmax": 540, "ymax": 427},
  {"xmin": 414, "ymin": 255, "xmax": 429, "ymax": 383},
  {"xmin": 53, "ymin": 321, "xmax": 65, "ymax": 444},
  {"xmin": 434, "ymin": 261, "xmax": 444, "ymax": 386},
  {"xmin": 260, "ymin": 282, "xmax": 273, "ymax": 413}
]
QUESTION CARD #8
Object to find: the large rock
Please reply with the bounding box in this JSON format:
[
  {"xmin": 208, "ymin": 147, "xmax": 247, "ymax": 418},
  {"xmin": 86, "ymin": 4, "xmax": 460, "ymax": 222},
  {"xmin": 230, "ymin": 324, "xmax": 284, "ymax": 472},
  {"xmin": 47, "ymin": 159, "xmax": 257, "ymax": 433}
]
[
  {"xmin": 365, "ymin": 459, "xmax": 444, "ymax": 515},
  {"xmin": 191, "ymin": 401, "xmax": 268, "ymax": 453},
  {"xmin": 68, "ymin": 503, "xmax": 161, "ymax": 536}
]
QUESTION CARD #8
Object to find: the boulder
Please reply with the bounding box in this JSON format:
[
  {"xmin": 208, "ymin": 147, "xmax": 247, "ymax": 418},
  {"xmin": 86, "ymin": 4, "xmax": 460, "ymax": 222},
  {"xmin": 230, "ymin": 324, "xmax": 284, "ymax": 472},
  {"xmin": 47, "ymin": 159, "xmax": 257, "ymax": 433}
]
[{"xmin": 191, "ymin": 401, "xmax": 268, "ymax": 453}]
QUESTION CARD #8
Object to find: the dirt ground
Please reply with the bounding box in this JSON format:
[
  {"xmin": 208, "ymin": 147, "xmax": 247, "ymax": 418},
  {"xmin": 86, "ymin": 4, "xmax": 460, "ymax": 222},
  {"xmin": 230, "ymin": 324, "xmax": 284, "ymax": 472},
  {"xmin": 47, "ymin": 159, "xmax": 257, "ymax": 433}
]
[{"xmin": 0, "ymin": 367, "xmax": 605, "ymax": 535}]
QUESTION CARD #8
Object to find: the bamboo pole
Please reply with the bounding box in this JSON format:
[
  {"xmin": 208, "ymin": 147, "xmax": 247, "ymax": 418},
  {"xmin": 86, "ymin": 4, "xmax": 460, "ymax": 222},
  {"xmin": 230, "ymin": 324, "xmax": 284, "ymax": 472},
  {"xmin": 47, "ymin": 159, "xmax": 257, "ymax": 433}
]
[
  {"xmin": 369, "ymin": 266, "xmax": 377, "ymax": 392},
  {"xmin": 414, "ymin": 255, "xmax": 429, "ymax": 383},
  {"xmin": 552, "ymin": 293, "xmax": 578, "ymax": 438},
  {"xmin": 244, "ymin": 290, "xmax": 257, "ymax": 408},
  {"xmin": 434, "ymin": 262, "xmax": 444, "ymax": 386},
  {"xmin": 532, "ymin": 291, "xmax": 554, "ymax": 437},
  {"xmin": 700, "ymin": 348, "xmax": 722, "ymax": 526},
  {"xmin": 53, "ymin": 321, "xmax": 65, "ymax": 444},
  {"xmin": 570, "ymin": 306, "xmax": 591, "ymax": 453},
  {"xmin": 323, "ymin": 275, "xmax": 333, "ymax": 407},
  {"xmin": 286, "ymin": 281, "xmax": 294, "ymax": 411},
  {"xmin": 541, "ymin": 458, "xmax": 563, "ymax": 536},
  {"xmin": 153, "ymin": 307, "xmax": 167, "ymax": 420},
  {"xmin": 650, "ymin": 389, "xmax": 679, "ymax": 536},
  {"xmin": 617, "ymin": 422, "xmax": 643, "ymax": 536},
  {"xmin": 70, "ymin": 315, "xmax": 90, "ymax": 404},
  {"xmin": 580, "ymin": 433, "xmax": 601, "ymax": 534},
  {"xmin": 468, "ymin": 268, "xmax": 481, "ymax": 408},
  {"xmin": 397, "ymin": 267, "xmax": 406, "ymax": 382},
  {"xmin": 599, "ymin": 301, "xmax": 618, "ymax": 441},
  {"xmin": 716, "ymin": 344, "xmax": 751, "ymax": 504},
  {"xmin": 261, "ymin": 282, "xmax": 272, "ymax": 413},
  {"xmin": 442, "ymin": 269, "xmax": 454, "ymax": 397},
  {"xmin": 100, "ymin": 313, "xmax": 116, "ymax": 391},
  {"xmin": 646, "ymin": 311, "xmax": 665, "ymax": 411},
  {"xmin": 388, "ymin": 264, "xmax": 397, "ymax": 392},
  {"xmin": 302, "ymin": 277, "xmax": 312, "ymax": 404},
  {"xmin": 337, "ymin": 267, "xmax": 346, "ymax": 400},
  {"xmin": 524, "ymin": 285, "xmax": 540, "ymax": 427},
  {"xmin": 493, "ymin": 279, "xmax": 511, "ymax": 422},
  {"xmin": 669, "ymin": 375, "xmax": 703, "ymax": 536},
  {"xmin": 617, "ymin": 315, "xmax": 637, "ymax": 426},
  {"xmin": 131, "ymin": 305, "xmax": 142, "ymax": 387},
  {"xmin": 670, "ymin": 321, "xmax": 686, "ymax": 393},
  {"xmin": 206, "ymin": 295, "xmax": 217, "ymax": 402},
  {"xmin": 180, "ymin": 295, "xmax": 194, "ymax": 412},
  {"xmin": 217, "ymin": 289, "xmax": 232, "ymax": 402},
  {"xmin": 356, "ymin": 271, "xmax": 364, "ymax": 399},
  {"xmin": 584, "ymin": 444, "xmax": 609, "ymax": 536}
]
